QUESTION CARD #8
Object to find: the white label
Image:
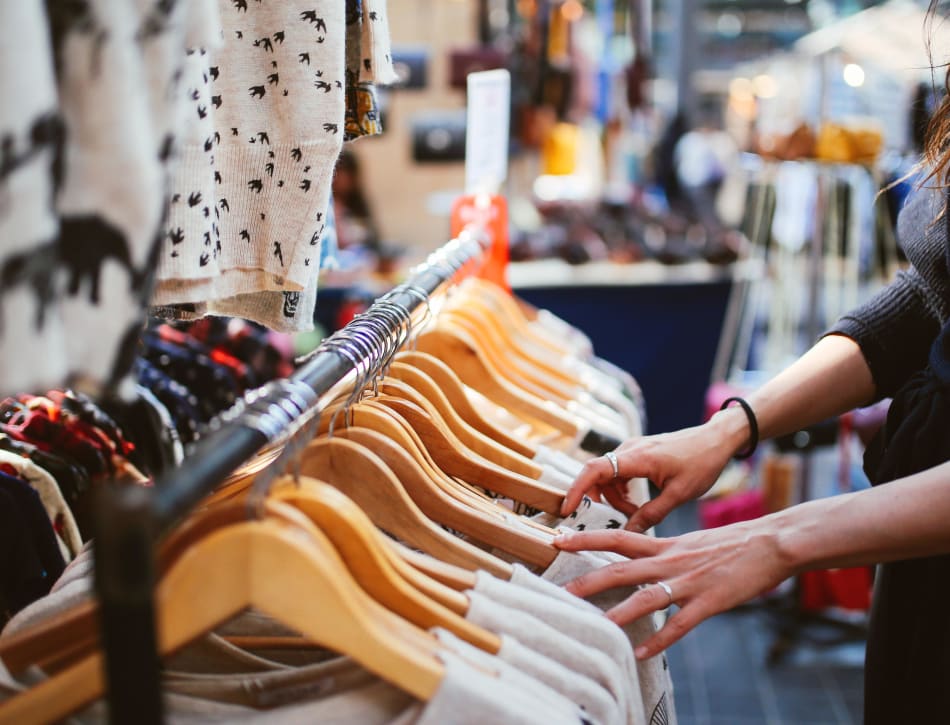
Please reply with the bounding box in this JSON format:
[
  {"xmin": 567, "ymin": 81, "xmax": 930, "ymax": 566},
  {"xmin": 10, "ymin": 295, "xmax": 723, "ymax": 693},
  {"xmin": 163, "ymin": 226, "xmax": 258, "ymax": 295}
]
[{"xmin": 465, "ymin": 69, "xmax": 511, "ymax": 194}]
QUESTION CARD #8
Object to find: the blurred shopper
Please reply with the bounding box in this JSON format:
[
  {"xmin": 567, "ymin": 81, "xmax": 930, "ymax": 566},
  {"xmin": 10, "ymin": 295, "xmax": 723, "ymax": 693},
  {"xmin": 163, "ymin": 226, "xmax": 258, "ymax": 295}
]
[{"xmin": 673, "ymin": 106, "xmax": 737, "ymax": 235}]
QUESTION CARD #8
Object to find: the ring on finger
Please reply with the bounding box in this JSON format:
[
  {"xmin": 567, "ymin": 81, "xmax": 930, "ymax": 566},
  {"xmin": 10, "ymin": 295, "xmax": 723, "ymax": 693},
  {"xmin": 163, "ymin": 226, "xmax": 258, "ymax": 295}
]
[
  {"xmin": 604, "ymin": 450, "xmax": 619, "ymax": 479},
  {"xmin": 656, "ymin": 580, "xmax": 674, "ymax": 608}
]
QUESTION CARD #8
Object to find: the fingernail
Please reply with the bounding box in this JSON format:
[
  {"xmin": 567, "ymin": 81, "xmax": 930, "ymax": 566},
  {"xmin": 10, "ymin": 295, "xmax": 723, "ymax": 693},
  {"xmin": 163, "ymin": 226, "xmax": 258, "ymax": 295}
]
[
  {"xmin": 564, "ymin": 582, "xmax": 579, "ymax": 594},
  {"xmin": 635, "ymin": 646, "xmax": 649, "ymax": 659},
  {"xmin": 628, "ymin": 523, "xmax": 645, "ymax": 534},
  {"xmin": 553, "ymin": 533, "xmax": 572, "ymax": 547}
]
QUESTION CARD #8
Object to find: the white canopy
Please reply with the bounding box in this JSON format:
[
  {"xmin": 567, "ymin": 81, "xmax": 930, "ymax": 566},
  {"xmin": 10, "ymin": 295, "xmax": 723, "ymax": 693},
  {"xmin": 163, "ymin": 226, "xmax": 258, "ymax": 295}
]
[{"xmin": 795, "ymin": 0, "xmax": 950, "ymax": 82}]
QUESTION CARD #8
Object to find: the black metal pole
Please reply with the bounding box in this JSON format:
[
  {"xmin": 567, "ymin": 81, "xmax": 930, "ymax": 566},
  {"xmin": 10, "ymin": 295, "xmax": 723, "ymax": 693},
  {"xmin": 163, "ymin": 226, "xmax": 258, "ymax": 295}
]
[{"xmin": 94, "ymin": 485, "xmax": 163, "ymax": 725}]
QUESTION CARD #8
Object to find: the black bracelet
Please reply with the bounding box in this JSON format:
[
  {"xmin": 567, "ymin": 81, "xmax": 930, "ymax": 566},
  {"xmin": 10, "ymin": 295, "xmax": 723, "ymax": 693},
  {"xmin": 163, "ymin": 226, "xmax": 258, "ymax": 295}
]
[{"xmin": 719, "ymin": 396, "xmax": 759, "ymax": 460}]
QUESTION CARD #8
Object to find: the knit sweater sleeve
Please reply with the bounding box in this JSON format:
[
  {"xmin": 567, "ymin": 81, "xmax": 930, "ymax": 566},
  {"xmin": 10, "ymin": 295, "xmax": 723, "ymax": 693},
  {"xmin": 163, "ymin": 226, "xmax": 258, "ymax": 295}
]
[{"xmin": 825, "ymin": 266, "xmax": 941, "ymax": 399}]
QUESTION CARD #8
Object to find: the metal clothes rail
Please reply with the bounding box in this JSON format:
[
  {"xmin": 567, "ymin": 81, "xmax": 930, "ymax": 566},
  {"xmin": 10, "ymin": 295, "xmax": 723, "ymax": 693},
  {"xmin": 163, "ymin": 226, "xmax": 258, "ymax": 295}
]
[{"xmin": 92, "ymin": 231, "xmax": 487, "ymax": 725}]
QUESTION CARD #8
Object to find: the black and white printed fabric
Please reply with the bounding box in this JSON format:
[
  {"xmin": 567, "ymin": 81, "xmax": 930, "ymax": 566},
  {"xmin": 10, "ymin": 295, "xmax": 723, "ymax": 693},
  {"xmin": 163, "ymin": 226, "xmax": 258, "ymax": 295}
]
[
  {"xmin": 153, "ymin": 0, "xmax": 349, "ymax": 330},
  {"xmin": 0, "ymin": 0, "xmax": 219, "ymax": 399}
]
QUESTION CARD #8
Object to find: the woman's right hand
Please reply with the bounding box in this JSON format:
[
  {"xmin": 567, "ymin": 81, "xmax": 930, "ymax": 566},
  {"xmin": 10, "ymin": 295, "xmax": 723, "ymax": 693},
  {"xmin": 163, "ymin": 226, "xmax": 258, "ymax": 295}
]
[{"xmin": 561, "ymin": 411, "xmax": 748, "ymax": 532}]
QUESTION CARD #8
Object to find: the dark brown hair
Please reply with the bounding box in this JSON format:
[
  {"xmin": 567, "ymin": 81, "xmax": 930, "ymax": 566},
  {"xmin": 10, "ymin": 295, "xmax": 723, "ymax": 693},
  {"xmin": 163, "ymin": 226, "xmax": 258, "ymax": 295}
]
[{"xmin": 922, "ymin": 0, "xmax": 950, "ymax": 186}]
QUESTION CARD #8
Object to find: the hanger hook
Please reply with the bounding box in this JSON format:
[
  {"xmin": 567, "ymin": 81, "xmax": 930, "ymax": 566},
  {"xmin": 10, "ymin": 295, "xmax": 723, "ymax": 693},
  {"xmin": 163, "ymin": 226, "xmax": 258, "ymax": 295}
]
[
  {"xmin": 373, "ymin": 299, "xmax": 412, "ymax": 372},
  {"xmin": 399, "ymin": 285, "xmax": 432, "ymax": 349},
  {"xmin": 321, "ymin": 334, "xmax": 365, "ymax": 437}
]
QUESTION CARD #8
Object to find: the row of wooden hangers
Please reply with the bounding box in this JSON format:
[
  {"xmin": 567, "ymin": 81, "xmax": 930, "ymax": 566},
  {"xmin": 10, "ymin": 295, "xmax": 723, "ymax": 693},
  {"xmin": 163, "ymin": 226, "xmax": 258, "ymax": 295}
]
[{"xmin": 0, "ymin": 277, "xmax": 623, "ymax": 724}]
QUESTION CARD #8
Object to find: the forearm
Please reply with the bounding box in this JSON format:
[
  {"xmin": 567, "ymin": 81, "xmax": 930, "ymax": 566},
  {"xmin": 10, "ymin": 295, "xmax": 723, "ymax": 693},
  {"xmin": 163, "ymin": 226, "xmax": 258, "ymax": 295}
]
[
  {"xmin": 774, "ymin": 459, "xmax": 950, "ymax": 573},
  {"xmin": 708, "ymin": 334, "xmax": 875, "ymax": 455}
]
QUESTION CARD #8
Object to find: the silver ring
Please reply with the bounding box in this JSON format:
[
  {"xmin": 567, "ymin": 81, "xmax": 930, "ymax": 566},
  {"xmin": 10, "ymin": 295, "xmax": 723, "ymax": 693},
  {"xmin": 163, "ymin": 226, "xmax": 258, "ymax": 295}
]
[
  {"xmin": 604, "ymin": 450, "xmax": 619, "ymax": 479},
  {"xmin": 656, "ymin": 580, "xmax": 674, "ymax": 608}
]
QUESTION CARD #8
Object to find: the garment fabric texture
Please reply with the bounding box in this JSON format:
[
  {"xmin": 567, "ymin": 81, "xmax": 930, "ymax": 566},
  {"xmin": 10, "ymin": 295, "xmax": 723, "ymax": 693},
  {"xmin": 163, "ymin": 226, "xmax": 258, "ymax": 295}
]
[
  {"xmin": 827, "ymin": 185, "xmax": 949, "ymax": 398},
  {"xmin": 465, "ymin": 589, "xmax": 632, "ymax": 720},
  {"xmin": 152, "ymin": 0, "xmax": 395, "ymax": 332},
  {"xmin": 527, "ymin": 498, "xmax": 675, "ymax": 725},
  {"xmin": 0, "ymin": 473, "xmax": 65, "ymax": 621},
  {"xmin": 473, "ymin": 571, "xmax": 639, "ymax": 725},
  {"xmin": 154, "ymin": 0, "xmax": 346, "ymax": 313},
  {"xmin": 0, "ymin": 0, "xmax": 214, "ymax": 399}
]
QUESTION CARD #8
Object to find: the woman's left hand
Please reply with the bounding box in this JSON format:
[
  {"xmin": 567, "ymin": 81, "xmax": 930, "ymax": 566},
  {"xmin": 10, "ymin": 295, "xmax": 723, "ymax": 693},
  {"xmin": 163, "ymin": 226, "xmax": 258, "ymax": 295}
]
[{"xmin": 554, "ymin": 520, "xmax": 795, "ymax": 659}]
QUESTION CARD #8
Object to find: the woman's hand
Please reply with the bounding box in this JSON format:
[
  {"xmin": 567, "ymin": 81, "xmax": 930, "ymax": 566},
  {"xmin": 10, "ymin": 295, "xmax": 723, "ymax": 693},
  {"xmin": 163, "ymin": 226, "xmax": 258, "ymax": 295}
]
[
  {"xmin": 561, "ymin": 415, "xmax": 747, "ymax": 532},
  {"xmin": 554, "ymin": 521, "xmax": 794, "ymax": 659}
]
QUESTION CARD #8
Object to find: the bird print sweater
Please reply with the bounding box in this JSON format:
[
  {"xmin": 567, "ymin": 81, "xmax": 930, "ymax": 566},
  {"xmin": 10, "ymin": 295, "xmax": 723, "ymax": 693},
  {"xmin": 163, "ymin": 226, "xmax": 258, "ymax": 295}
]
[{"xmin": 154, "ymin": 0, "xmax": 347, "ymax": 323}]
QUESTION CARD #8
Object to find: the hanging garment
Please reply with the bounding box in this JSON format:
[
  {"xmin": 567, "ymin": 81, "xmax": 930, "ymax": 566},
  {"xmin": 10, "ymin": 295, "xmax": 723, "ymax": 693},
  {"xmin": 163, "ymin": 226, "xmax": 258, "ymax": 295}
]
[
  {"xmin": 0, "ymin": 473, "xmax": 66, "ymax": 620},
  {"xmin": 535, "ymin": 499, "xmax": 677, "ymax": 725},
  {"xmin": 0, "ymin": 450, "xmax": 82, "ymax": 562},
  {"xmin": 2, "ymin": 555, "xmax": 595, "ymax": 724},
  {"xmin": 0, "ymin": 0, "xmax": 219, "ymax": 400},
  {"xmin": 343, "ymin": 0, "xmax": 383, "ymax": 142},
  {"xmin": 204, "ymin": 198, "xmax": 339, "ymax": 332},
  {"xmin": 471, "ymin": 573, "xmax": 640, "ymax": 725},
  {"xmin": 154, "ymin": 0, "xmax": 347, "ymax": 324},
  {"xmin": 0, "ymin": 2, "xmax": 63, "ymax": 398}
]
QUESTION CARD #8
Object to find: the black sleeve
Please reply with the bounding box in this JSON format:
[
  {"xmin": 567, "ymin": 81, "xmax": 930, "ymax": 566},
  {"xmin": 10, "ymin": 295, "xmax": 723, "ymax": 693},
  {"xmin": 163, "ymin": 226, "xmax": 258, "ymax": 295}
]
[{"xmin": 824, "ymin": 267, "xmax": 941, "ymax": 399}]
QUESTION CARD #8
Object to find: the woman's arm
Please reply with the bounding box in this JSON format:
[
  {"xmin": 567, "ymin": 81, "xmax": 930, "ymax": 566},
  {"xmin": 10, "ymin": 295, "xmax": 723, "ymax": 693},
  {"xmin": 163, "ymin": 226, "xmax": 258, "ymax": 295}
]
[
  {"xmin": 562, "ymin": 334, "xmax": 875, "ymax": 531},
  {"xmin": 555, "ymin": 458, "xmax": 950, "ymax": 659}
]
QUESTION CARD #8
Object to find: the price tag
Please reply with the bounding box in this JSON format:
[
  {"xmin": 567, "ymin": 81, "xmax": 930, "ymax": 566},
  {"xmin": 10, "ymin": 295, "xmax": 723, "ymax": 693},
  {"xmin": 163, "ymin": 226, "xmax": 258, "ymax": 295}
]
[{"xmin": 465, "ymin": 69, "xmax": 511, "ymax": 194}]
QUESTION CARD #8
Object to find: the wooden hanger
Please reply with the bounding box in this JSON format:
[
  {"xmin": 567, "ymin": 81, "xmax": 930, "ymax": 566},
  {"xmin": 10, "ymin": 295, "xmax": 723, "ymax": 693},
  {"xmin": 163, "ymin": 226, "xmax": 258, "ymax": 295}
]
[
  {"xmin": 270, "ymin": 477, "xmax": 468, "ymax": 614},
  {"xmin": 352, "ymin": 399, "xmax": 506, "ymax": 516},
  {"xmin": 390, "ymin": 540, "xmax": 477, "ymax": 591},
  {"xmin": 394, "ymin": 351, "xmax": 536, "ymax": 458},
  {"xmin": 373, "ymin": 393, "xmax": 564, "ymax": 515},
  {"xmin": 296, "ymin": 434, "xmax": 513, "ymax": 577},
  {"xmin": 0, "ymin": 497, "xmax": 314, "ymax": 678},
  {"xmin": 320, "ymin": 425, "xmax": 557, "ymax": 569},
  {"xmin": 268, "ymin": 478, "xmax": 499, "ymax": 652},
  {"xmin": 440, "ymin": 303, "xmax": 582, "ymax": 393},
  {"xmin": 437, "ymin": 311, "xmax": 571, "ymax": 404},
  {"xmin": 456, "ymin": 278, "xmax": 579, "ymax": 358},
  {"xmin": 384, "ymin": 363, "xmax": 542, "ymax": 479},
  {"xmin": 1, "ymin": 495, "xmax": 397, "ymax": 676},
  {"xmin": 414, "ymin": 327, "xmax": 582, "ymax": 438},
  {"xmin": 0, "ymin": 504, "xmax": 446, "ymax": 724},
  {"xmin": 353, "ymin": 398, "xmax": 558, "ymax": 539}
]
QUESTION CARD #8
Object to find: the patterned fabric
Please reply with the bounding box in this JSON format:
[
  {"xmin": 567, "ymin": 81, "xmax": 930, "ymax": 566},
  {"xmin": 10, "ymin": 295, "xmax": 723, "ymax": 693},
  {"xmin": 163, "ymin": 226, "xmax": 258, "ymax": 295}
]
[
  {"xmin": 153, "ymin": 0, "xmax": 347, "ymax": 322},
  {"xmin": 0, "ymin": 0, "xmax": 215, "ymax": 399}
]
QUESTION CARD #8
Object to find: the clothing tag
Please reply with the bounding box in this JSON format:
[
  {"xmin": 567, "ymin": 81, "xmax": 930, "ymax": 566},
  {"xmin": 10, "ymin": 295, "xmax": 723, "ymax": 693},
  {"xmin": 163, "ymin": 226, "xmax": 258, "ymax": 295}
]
[{"xmin": 465, "ymin": 69, "xmax": 511, "ymax": 194}]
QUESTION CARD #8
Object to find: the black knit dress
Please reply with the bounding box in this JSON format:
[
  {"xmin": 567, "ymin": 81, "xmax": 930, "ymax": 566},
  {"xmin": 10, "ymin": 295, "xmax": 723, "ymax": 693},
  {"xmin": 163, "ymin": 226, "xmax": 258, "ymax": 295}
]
[{"xmin": 827, "ymin": 184, "xmax": 950, "ymax": 723}]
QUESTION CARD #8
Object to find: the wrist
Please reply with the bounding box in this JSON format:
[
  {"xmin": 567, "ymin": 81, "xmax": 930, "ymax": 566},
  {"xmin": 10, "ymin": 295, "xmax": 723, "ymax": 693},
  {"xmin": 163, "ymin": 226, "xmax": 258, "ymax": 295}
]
[
  {"xmin": 708, "ymin": 406, "xmax": 755, "ymax": 458},
  {"xmin": 770, "ymin": 501, "xmax": 824, "ymax": 576}
]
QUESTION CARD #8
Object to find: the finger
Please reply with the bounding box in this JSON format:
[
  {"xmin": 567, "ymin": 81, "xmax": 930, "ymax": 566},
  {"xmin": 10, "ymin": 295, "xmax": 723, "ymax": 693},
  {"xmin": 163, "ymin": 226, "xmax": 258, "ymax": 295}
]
[
  {"xmin": 563, "ymin": 560, "xmax": 639, "ymax": 599},
  {"xmin": 634, "ymin": 605, "xmax": 706, "ymax": 659},
  {"xmin": 626, "ymin": 492, "xmax": 679, "ymax": 534},
  {"xmin": 561, "ymin": 457, "xmax": 616, "ymax": 515},
  {"xmin": 563, "ymin": 558, "xmax": 670, "ymax": 601},
  {"xmin": 553, "ymin": 528, "xmax": 663, "ymax": 558},
  {"xmin": 605, "ymin": 582, "xmax": 678, "ymax": 626},
  {"xmin": 602, "ymin": 483, "xmax": 640, "ymax": 517}
]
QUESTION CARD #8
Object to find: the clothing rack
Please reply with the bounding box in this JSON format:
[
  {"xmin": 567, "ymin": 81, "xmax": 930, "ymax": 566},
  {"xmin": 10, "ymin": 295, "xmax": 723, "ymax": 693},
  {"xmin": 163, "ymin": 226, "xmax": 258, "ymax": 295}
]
[{"xmin": 92, "ymin": 229, "xmax": 489, "ymax": 725}]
